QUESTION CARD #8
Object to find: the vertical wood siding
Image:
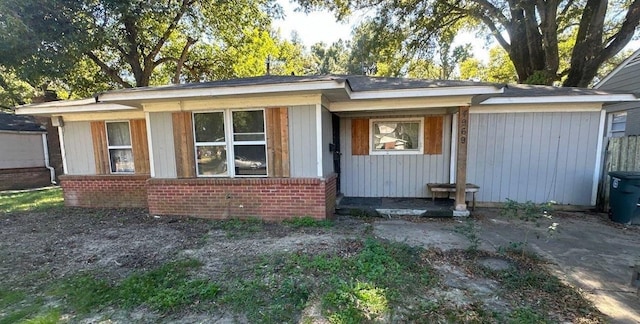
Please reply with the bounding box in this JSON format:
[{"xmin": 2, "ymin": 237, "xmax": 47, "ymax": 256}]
[
  {"xmin": 148, "ymin": 113, "xmax": 177, "ymax": 178},
  {"xmin": 130, "ymin": 119, "xmax": 150, "ymax": 174},
  {"xmin": 172, "ymin": 112, "xmax": 196, "ymax": 178},
  {"xmin": 424, "ymin": 115, "xmax": 444, "ymax": 155},
  {"xmin": 63, "ymin": 122, "xmax": 96, "ymax": 175},
  {"xmin": 266, "ymin": 107, "xmax": 290, "ymax": 177},
  {"xmin": 90, "ymin": 121, "xmax": 109, "ymax": 174},
  {"xmin": 341, "ymin": 116, "xmax": 452, "ymax": 197},
  {"xmin": 467, "ymin": 112, "xmax": 600, "ymax": 205},
  {"xmin": 288, "ymin": 105, "xmax": 318, "ymax": 177},
  {"xmin": 0, "ymin": 133, "xmax": 45, "ymax": 168},
  {"xmin": 322, "ymin": 107, "xmax": 334, "ymax": 177}
]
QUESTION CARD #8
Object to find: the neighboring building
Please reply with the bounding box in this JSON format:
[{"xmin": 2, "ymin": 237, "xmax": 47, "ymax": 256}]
[
  {"xmin": 0, "ymin": 112, "xmax": 56, "ymax": 190},
  {"xmin": 16, "ymin": 76, "xmax": 635, "ymax": 219},
  {"xmin": 595, "ymin": 49, "xmax": 640, "ymax": 137}
]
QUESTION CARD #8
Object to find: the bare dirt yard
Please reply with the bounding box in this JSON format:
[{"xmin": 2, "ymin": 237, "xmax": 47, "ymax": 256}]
[{"xmin": 1, "ymin": 188, "xmax": 636, "ymax": 323}]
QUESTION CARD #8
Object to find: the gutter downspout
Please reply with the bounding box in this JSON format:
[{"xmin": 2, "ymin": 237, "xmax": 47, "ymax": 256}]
[{"xmin": 41, "ymin": 133, "xmax": 56, "ymax": 185}]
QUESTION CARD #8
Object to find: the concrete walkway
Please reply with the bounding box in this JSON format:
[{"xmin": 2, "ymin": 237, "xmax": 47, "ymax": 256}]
[{"xmin": 371, "ymin": 210, "xmax": 640, "ymax": 324}]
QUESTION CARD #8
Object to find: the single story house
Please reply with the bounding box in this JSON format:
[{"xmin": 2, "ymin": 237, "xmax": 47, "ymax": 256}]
[
  {"xmin": 595, "ymin": 49, "xmax": 640, "ymax": 137},
  {"xmin": 0, "ymin": 112, "xmax": 56, "ymax": 190},
  {"xmin": 15, "ymin": 76, "xmax": 636, "ymax": 219}
]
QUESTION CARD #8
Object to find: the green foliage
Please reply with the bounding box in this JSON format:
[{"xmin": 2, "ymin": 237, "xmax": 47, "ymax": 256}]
[
  {"xmin": 454, "ymin": 218, "xmax": 481, "ymax": 254},
  {"xmin": 20, "ymin": 309, "xmax": 61, "ymax": 324},
  {"xmin": 219, "ymin": 238, "xmax": 437, "ymax": 323},
  {"xmin": 52, "ymin": 259, "xmax": 219, "ymax": 313},
  {"xmin": 508, "ymin": 307, "xmax": 550, "ymax": 324},
  {"xmin": 219, "ymin": 217, "xmax": 264, "ymax": 237},
  {"xmin": 459, "ymin": 47, "xmax": 518, "ymax": 83},
  {"xmin": 283, "ymin": 216, "xmax": 334, "ymax": 228},
  {"xmin": 501, "ymin": 198, "xmax": 557, "ymax": 256},
  {"xmin": 0, "ymin": 188, "xmax": 63, "ymax": 214}
]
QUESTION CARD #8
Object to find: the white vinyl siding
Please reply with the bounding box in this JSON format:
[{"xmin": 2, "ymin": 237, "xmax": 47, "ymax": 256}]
[
  {"xmin": 467, "ymin": 112, "xmax": 600, "ymax": 205},
  {"xmin": 0, "ymin": 133, "xmax": 45, "ymax": 169},
  {"xmin": 148, "ymin": 112, "xmax": 177, "ymax": 178},
  {"xmin": 288, "ymin": 105, "xmax": 318, "ymax": 177},
  {"xmin": 63, "ymin": 121, "xmax": 96, "ymax": 175},
  {"xmin": 341, "ymin": 116, "xmax": 452, "ymax": 197}
]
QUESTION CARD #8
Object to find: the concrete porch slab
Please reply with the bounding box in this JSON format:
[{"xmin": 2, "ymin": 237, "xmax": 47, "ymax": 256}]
[{"xmin": 336, "ymin": 197, "xmax": 465, "ymax": 217}]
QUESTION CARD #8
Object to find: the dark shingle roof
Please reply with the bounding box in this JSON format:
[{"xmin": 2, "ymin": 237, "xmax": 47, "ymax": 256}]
[
  {"xmin": 0, "ymin": 112, "xmax": 45, "ymax": 132},
  {"xmin": 101, "ymin": 75, "xmax": 501, "ymax": 96}
]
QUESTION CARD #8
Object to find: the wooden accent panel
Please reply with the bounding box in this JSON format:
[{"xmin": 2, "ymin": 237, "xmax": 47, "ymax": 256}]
[
  {"xmin": 172, "ymin": 112, "xmax": 196, "ymax": 178},
  {"xmin": 424, "ymin": 115, "xmax": 444, "ymax": 155},
  {"xmin": 266, "ymin": 107, "xmax": 290, "ymax": 177},
  {"xmin": 455, "ymin": 106, "xmax": 470, "ymax": 211},
  {"xmin": 90, "ymin": 121, "xmax": 110, "ymax": 174},
  {"xmin": 351, "ymin": 118, "xmax": 369, "ymax": 155},
  {"xmin": 130, "ymin": 119, "xmax": 150, "ymax": 174}
]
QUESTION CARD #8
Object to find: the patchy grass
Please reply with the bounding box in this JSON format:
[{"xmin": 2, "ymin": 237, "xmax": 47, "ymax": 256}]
[
  {"xmin": 0, "ymin": 187, "xmax": 63, "ymax": 213},
  {"xmin": 218, "ymin": 238, "xmax": 438, "ymax": 323},
  {"xmin": 282, "ymin": 216, "xmax": 334, "ymax": 228},
  {"xmin": 51, "ymin": 259, "xmax": 219, "ymax": 314},
  {"xmin": 217, "ymin": 217, "xmax": 264, "ymax": 238}
]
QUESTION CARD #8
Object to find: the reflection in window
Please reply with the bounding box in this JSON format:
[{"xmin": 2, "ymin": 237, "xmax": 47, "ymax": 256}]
[
  {"xmin": 106, "ymin": 121, "xmax": 134, "ymax": 173},
  {"xmin": 372, "ymin": 120, "xmax": 420, "ymax": 152},
  {"xmin": 193, "ymin": 110, "xmax": 267, "ymax": 177}
]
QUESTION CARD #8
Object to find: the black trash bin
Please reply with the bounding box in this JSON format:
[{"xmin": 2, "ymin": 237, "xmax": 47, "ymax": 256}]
[{"xmin": 608, "ymin": 171, "xmax": 640, "ymax": 224}]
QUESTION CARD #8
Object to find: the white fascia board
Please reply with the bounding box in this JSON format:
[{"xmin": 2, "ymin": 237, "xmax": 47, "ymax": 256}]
[
  {"xmin": 98, "ymin": 80, "xmax": 346, "ymax": 102},
  {"xmin": 479, "ymin": 94, "xmax": 637, "ymax": 105},
  {"xmin": 15, "ymin": 103, "xmax": 138, "ymax": 115},
  {"xmin": 348, "ymin": 86, "xmax": 503, "ymax": 100},
  {"xmin": 20, "ymin": 98, "xmax": 96, "ymax": 108}
]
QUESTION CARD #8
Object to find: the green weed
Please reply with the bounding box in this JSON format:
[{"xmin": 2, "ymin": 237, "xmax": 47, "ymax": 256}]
[
  {"xmin": 220, "ymin": 217, "xmax": 264, "ymax": 237},
  {"xmin": 52, "ymin": 259, "xmax": 219, "ymax": 313},
  {"xmin": 282, "ymin": 216, "xmax": 333, "ymax": 228}
]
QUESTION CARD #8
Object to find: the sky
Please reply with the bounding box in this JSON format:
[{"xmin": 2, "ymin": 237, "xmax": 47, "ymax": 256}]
[{"xmin": 272, "ymin": 0, "xmax": 639, "ymax": 64}]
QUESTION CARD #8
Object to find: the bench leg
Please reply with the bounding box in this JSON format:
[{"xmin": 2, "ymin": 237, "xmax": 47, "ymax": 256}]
[{"xmin": 472, "ymin": 192, "xmax": 476, "ymax": 211}]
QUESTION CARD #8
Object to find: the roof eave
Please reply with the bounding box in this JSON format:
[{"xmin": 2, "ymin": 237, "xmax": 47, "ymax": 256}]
[
  {"xmin": 348, "ymin": 85, "xmax": 504, "ymax": 100},
  {"xmin": 479, "ymin": 94, "xmax": 638, "ymax": 105},
  {"xmin": 15, "ymin": 103, "xmax": 138, "ymax": 115},
  {"xmin": 98, "ymin": 80, "xmax": 347, "ymax": 102}
]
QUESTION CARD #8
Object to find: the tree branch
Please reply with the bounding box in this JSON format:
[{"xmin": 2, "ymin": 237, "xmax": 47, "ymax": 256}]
[
  {"xmin": 148, "ymin": 0, "xmax": 192, "ymax": 61},
  {"xmin": 85, "ymin": 51, "xmax": 132, "ymax": 88},
  {"xmin": 173, "ymin": 37, "xmax": 197, "ymax": 84}
]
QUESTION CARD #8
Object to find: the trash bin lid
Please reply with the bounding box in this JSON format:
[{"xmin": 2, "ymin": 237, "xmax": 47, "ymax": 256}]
[{"xmin": 609, "ymin": 171, "xmax": 640, "ymax": 180}]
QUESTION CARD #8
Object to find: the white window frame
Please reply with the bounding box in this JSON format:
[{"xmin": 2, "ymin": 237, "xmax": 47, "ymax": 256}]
[
  {"xmin": 369, "ymin": 117, "xmax": 424, "ymax": 155},
  {"xmin": 608, "ymin": 111, "xmax": 627, "ymax": 138},
  {"xmin": 105, "ymin": 120, "xmax": 135, "ymax": 174},
  {"xmin": 193, "ymin": 108, "xmax": 268, "ymax": 178}
]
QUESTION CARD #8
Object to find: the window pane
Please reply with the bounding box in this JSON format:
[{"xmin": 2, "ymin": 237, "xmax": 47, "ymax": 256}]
[
  {"xmin": 373, "ymin": 121, "xmax": 419, "ymax": 150},
  {"xmin": 109, "ymin": 149, "xmax": 134, "ymax": 173},
  {"xmin": 197, "ymin": 145, "xmax": 227, "ymax": 176},
  {"xmin": 233, "ymin": 110, "xmax": 264, "ymax": 134},
  {"xmin": 234, "ymin": 145, "xmax": 266, "ymax": 176},
  {"xmin": 107, "ymin": 122, "xmax": 131, "ymax": 146},
  {"xmin": 194, "ymin": 112, "xmax": 225, "ymax": 143}
]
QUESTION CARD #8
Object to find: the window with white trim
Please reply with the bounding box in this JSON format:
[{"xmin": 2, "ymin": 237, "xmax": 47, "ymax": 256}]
[
  {"xmin": 106, "ymin": 121, "xmax": 134, "ymax": 173},
  {"xmin": 609, "ymin": 112, "xmax": 627, "ymax": 138},
  {"xmin": 194, "ymin": 109, "xmax": 267, "ymax": 177},
  {"xmin": 370, "ymin": 118, "xmax": 423, "ymax": 155}
]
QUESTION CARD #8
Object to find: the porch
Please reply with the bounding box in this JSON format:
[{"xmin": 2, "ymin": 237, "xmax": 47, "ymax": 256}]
[{"xmin": 335, "ymin": 196, "xmax": 458, "ymax": 217}]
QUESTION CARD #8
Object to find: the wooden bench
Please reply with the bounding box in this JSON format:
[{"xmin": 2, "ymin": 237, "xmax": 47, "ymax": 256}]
[{"xmin": 427, "ymin": 183, "xmax": 480, "ymax": 210}]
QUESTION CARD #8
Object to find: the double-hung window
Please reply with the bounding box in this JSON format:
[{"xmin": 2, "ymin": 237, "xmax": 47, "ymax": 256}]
[
  {"xmin": 194, "ymin": 109, "xmax": 267, "ymax": 177},
  {"xmin": 370, "ymin": 118, "xmax": 423, "ymax": 155},
  {"xmin": 106, "ymin": 121, "xmax": 134, "ymax": 173}
]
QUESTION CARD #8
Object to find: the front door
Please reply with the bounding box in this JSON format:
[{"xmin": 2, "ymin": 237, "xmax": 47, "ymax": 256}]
[{"xmin": 332, "ymin": 114, "xmax": 341, "ymax": 194}]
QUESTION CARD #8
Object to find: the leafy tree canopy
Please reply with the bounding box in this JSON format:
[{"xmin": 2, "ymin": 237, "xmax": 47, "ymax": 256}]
[
  {"xmin": 294, "ymin": 0, "xmax": 640, "ymax": 87},
  {"xmin": 0, "ymin": 0, "xmax": 283, "ymax": 89}
]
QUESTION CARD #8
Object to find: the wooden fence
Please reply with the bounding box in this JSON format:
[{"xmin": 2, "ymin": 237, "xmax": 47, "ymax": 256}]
[{"xmin": 597, "ymin": 135, "xmax": 640, "ymax": 210}]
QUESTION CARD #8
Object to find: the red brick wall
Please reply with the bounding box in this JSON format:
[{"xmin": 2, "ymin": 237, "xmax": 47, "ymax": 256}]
[
  {"xmin": 60, "ymin": 175, "xmax": 149, "ymax": 208},
  {"xmin": 324, "ymin": 174, "xmax": 338, "ymax": 219},
  {"xmin": 147, "ymin": 177, "xmax": 336, "ymax": 220},
  {"xmin": 0, "ymin": 167, "xmax": 52, "ymax": 191}
]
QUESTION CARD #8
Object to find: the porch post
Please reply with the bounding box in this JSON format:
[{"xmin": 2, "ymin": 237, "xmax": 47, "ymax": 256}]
[{"xmin": 455, "ymin": 105, "xmax": 470, "ymax": 212}]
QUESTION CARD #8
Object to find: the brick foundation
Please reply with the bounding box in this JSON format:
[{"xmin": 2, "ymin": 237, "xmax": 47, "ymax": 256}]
[
  {"xmin": 60, "ymin": 175, "xmax": 149, "ymax": 208},
  {"xmin": 148, "ymin": 175, "xmax": 338, "ymax": 221},
  {"xmin": 0, "ymin": 167, "xmax": 52, "ymax": 191}
]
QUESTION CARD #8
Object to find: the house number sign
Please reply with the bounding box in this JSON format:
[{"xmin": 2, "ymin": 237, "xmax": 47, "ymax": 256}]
[{"xmin": 459, "ymin": 107, "xmax": 469, "ymax": 145}]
